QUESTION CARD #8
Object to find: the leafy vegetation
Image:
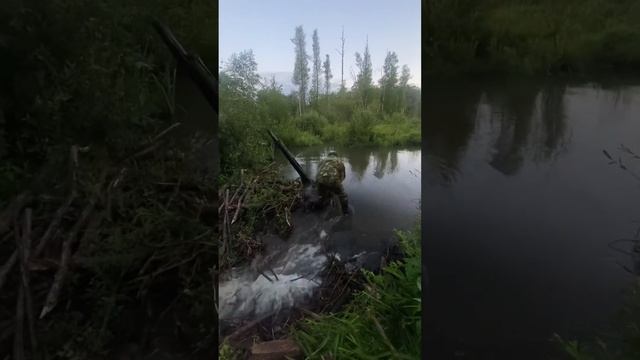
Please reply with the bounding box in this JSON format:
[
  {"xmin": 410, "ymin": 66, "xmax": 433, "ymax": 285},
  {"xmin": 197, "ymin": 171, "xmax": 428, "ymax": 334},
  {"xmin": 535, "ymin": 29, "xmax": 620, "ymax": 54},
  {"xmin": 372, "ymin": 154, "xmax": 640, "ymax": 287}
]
[
  {"xmin": 219, "ymin": 26, "xmax": 421, "ymax": 178},
  {"xmin": 292, "ymin": 223, "xmax": 421, "ymax": 359},
  {"xmin": 425, "ymin": 0, "xmax": 640, "ymax": 76},
  {"xmin": 0, "ymin": 0, "xmax": 217, "ymax": 358}
]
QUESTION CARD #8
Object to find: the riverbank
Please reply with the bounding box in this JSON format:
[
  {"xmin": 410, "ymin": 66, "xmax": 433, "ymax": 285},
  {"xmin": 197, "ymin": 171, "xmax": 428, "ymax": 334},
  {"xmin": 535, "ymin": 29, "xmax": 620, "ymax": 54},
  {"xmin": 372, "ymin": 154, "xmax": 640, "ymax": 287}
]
[
  {"xmin": 217, "ymin": 145, "xmax": 421, "ymax": 358},
  {"xmin": 425, "ymin": 0, "xmax": 640, "ymax": 77},
  {"xmin": 273, "ymin": 110, "xmax": 421, "ymax": 148},
  {"xmin": 218, "ymin": 222, "xmax": 421, "ymax": 360}
]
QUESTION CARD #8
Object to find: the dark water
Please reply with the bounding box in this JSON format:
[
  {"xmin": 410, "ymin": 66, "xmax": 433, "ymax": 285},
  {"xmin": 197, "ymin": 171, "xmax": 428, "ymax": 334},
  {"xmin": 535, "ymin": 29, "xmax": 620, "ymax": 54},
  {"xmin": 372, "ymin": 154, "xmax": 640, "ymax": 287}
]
[
  {"xmin": 280, "ymin": 146, "xmax": 421, "ymax": 262},
  {"xmin": 424, "ymin": 80, "xmax": 640, "ymax": 358}
]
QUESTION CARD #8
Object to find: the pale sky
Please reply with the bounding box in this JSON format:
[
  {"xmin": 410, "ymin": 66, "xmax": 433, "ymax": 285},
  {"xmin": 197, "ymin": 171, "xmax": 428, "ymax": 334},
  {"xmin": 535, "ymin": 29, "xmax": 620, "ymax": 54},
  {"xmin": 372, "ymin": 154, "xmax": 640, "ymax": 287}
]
[{"xmin": 219, "ymin": 0, "xmax": 421, "ymax": 91}]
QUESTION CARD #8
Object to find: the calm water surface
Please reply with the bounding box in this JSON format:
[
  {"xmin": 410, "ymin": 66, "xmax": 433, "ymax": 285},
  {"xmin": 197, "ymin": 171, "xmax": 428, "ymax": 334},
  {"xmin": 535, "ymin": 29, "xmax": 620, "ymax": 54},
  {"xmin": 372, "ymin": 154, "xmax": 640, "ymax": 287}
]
[{"xmin": 424, "ymin": 80, "xmax": 640, "ymax": 358}]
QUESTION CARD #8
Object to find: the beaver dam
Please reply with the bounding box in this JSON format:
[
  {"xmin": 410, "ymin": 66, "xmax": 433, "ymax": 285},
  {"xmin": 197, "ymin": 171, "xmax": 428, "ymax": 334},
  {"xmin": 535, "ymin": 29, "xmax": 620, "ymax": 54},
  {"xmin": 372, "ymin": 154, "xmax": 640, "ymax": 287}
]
[{"xmin": 217, "ymin": 144, "xmax": 421, "ymax": 353}]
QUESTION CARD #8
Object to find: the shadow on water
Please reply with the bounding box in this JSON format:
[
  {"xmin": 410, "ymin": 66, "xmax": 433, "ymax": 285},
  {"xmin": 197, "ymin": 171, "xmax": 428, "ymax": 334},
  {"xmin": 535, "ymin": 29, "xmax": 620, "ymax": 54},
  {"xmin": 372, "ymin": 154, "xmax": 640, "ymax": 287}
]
[
  {"xmin": 424, "ymin": 79, "xmax": 640, "ymax": 359},
  {"xmin": 423, "ymin": 82, "xmax": 481, "ymax": 184},
  {"xmin": 484, "ymin": 81, "xmax": 539, "ymax": 175}
]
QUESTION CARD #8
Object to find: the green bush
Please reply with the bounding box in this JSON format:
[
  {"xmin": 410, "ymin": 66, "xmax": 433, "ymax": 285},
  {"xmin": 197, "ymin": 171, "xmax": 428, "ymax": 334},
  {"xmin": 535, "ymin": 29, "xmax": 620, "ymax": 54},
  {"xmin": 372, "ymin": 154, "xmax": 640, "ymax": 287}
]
[
  {"xmin": 426, "ymin": 0, "xmax": 640, "ymax": 76},
  {"xmin": 293, "ymin": 224, "xmax": 422, "ymax": 359}
]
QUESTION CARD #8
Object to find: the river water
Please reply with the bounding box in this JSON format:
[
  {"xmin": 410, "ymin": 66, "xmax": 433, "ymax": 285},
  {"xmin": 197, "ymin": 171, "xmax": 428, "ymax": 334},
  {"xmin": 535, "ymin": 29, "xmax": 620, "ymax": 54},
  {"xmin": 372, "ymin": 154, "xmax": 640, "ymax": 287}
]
[
  {"xmin": 280, "ymin": 146, "xmax": 422, "ymax": 259},
  {"xmin": 218, "ymin": 146, "xmax": 421, "ymax": 332},
  {"xmin": 424, "ymin": 79, "xmax": 640, "ymax": 358}
]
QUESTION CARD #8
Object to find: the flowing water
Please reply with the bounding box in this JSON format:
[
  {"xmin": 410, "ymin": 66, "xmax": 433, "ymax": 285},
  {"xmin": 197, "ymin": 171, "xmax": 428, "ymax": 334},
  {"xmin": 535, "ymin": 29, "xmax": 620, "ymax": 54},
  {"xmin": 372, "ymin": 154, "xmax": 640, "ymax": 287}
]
[
  {"xmin": 424, "ymin": 79, "xmax": 640, "ymax": 359},
  {"xmin": 218, "ymin": 146, "xmax": 421, "ymax": 332}
]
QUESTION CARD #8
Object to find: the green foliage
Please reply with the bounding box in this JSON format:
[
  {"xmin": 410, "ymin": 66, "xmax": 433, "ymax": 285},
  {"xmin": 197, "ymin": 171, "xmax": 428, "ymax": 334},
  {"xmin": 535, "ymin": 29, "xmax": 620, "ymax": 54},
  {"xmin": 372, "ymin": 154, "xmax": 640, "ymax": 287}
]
[
  {"xmin": 425, "ymin": 0, "xmax": 640, "ymax": 76},
  {"xmin": 0, "ymin": 0, "xmax": 217, "ymax": 357},
  {"xmin": 219, "ymin": 339, "xmax": 239, "ymax": 360},
  {"xmin": 293, "ymin": 224, "xmax": 422, "ymax": 359},
  {"xmin": 311, "ymin": 29, "xmax": 322, "ymax": 105},
  {"xmin": 219, "ymin": 29, "xmax": 421, "ymax": 180},
  {"xmin": 346, "ymin": 109, "xmax": 376, "ymax": 144},
  {"xmin": 219, "ymin": 50, "xmax": 271, "ymax": 175},
  {"xmin": 323, "ymin": 54, "xmax": 333, "ymax": 97},
  {"xmin": 353, "ymin": 41, "xmax": 374, "ymax": 108},
  {"xmin": 0, "ymin": 0, "xmax": 215, "ymax": 199},
  {"xmin": 292, "ymin": 25, "xmax": 310, "ymax": 114}
]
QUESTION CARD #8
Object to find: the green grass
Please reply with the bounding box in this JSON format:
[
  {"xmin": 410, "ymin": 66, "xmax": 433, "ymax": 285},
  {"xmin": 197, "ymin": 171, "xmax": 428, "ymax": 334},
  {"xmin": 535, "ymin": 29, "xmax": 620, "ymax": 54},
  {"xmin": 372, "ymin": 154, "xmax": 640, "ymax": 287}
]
[
  {"xmin": 292, "ymin": 224, "xmax": 421, "ymax": 360},
  {"xmin": 426, "ymin": 0, "xmax": 640, "ymax": 76},
  {"xmin": 273, "ymin": 110, "xmax": 421, "ymax": 149}
]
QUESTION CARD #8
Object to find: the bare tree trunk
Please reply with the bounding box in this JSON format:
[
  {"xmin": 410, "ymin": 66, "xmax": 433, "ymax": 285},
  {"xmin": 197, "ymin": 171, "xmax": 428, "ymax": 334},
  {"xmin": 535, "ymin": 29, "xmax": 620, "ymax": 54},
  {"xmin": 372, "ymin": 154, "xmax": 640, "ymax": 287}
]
[
  {"xmin": 379, "ymin": 68, "xmax": 385, "ymax": 113},
  {"xmin": 340, "ymin": 27, "xmax": 345, "ymax": 91},
  {"xmin": 298, "ymin": 72, "xmax": 303, "ymax": 116}
]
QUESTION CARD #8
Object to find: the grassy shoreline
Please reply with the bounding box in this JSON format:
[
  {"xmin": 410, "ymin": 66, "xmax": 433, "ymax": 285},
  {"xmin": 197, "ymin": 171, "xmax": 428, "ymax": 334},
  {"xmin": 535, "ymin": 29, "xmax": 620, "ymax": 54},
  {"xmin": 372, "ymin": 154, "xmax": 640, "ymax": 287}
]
[
  {"xmin": 292, "ymin": 224, "xmax": 421, "ymax": 359},
  {"xmin": 425, "ymin": 0, "xmax": 640, "ymax": 78}
]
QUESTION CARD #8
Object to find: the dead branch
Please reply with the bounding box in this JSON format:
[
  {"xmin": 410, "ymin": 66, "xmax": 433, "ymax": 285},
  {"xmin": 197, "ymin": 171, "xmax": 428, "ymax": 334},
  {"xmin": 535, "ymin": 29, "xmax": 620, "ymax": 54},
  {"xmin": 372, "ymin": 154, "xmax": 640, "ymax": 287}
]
[
  {"xmin": 34, "ymin": 192, "xmax": 75, "ymax": 258},
  {"xmin": 122, "ymin": 122, "xmax": 181, "ymax": 163},
  {"xmin": 40, "ymin": 199, "xmax": 97, "ymax": 319},
  {"xmin": 231, "ymin": 187, "xmax": 249, "ymax": 225},
  {"xmin": 222, "ymin": 189, "xmax": 230, "ymax": 260},
  {"xmin": 18, "ymin": 209, "xmax": 38, "ymax": 357},
  {"xmin": 150, "ymin": 122, "xmax": 181, "ymax": 143},
  {"xmin": 0, "ymin": 149, "xmax": 77, "ymax": 292},
  {"xmin": 13, "ymin": 215, "xmax": 25, "ymax": 360},
  {"xmin": 14, "ymin": 280, "xmax": 25, "ymax": 360},
  {"xmin": 219, "ymin": 183, "xmax": 244, "ymax": 214},
  {"xmin": 258, "ymin": 269, "xmax": 273, "ymax": 283}
]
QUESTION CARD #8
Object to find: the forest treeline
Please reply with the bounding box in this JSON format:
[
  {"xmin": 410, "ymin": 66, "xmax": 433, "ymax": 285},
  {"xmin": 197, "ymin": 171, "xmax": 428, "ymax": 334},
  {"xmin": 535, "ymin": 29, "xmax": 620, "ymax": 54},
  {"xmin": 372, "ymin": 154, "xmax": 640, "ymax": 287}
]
[
  {"xmin": 0, "ymin": 0, "xmax": 215, "ymax": 198},
  {"xmin": 425, "ymin": 0, "xmax": 640, "ymax": 76},
  {"xmin": 219, "ymin": 25, "xmax": 421, "ymax": 177}
]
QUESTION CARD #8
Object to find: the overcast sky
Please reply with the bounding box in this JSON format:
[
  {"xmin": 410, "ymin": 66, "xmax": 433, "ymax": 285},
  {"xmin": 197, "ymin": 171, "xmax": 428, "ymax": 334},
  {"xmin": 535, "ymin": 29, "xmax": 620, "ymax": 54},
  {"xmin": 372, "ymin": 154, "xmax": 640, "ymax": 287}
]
[{"xmin": 220, "ymin": 0, "xmax": 421, "ymax": 91}]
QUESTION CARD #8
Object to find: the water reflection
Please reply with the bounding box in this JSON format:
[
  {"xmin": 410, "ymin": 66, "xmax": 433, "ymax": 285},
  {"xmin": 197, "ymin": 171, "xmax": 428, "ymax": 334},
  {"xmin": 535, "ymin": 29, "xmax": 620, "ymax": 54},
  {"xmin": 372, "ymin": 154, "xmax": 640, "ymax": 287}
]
[
  {"xmin": 424, "ymin": 80, "xmax": 640, "ymax": 358},
  {"xmin": 371, "ymin": 149, "xmax": 400, "ymax": 179},
  {"xmin": 286, "ymin": 147, "xmax": 419, "ymax": 183},
  {"xmin": 485, "ymin": 83, "xmax": 538, "ymax": 175},
  {"xmin": 423, "ymin": 83, "xmax": 481, "ymax": 184},
  {"xmin": 425, "ymin": 81, "xmax": 573, "ymax": 181},
  {"xmin": 278, "ymin": 146, "xmax": 421, "ymax": 257},
  {"xmin": 347, "ymin": 148, "xmax": 371, "ymax": 181}
]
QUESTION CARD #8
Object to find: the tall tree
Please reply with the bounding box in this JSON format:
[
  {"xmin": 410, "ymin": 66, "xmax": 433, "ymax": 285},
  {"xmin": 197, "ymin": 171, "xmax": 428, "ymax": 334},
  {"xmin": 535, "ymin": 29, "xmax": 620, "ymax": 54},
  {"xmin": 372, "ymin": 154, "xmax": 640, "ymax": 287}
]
[
  {"xmin": 353, "ymin": 37, "xmax": 373, "ymax": 108},
  {"xmin": 338, "ymin": 26, "xmax": 346, "ymax": 92},
  {"xmin": 379, "ymin": 51, "xmax": 399, "ymax": 113},
  {"xmin": 311, "ymin": 29, "xmax": 321, "ymax": 105},
  {"xmin": 221, "ymin": 50, "xmax": 261, "ymax": 101},
  {"xmin": 323, "ymin": 54, "xmax": 332, "ymax": 105},
  {"xmin": 399, "ymin": 64, "xmax": 411, "ymax": 114},
  {"xmin": 291, "ymin": 25, "xmax": 309, "ymax": 116}
]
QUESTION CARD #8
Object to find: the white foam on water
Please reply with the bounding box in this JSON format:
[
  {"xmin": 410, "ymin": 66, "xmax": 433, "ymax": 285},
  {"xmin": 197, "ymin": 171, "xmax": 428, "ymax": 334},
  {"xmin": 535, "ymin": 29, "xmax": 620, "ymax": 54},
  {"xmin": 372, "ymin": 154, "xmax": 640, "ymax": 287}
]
[{"xmin": 219, "ymin": 243, "xmax": 328, "ymax": 321}]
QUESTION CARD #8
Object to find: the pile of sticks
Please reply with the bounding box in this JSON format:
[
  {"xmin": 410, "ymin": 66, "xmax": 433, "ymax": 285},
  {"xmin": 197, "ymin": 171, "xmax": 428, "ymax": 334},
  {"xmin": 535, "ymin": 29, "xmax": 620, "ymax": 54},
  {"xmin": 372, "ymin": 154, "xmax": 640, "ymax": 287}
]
[
  {"xmin": 0, "ymin": 145, "xmax": 107, "ymax": 359},
  {"xmin": 0, "ymin": 122, "xmax": 217, "ymax": 359},
  {"xmin": 218, "ymin": 163, "xmax": 302, "ymax": 271}
]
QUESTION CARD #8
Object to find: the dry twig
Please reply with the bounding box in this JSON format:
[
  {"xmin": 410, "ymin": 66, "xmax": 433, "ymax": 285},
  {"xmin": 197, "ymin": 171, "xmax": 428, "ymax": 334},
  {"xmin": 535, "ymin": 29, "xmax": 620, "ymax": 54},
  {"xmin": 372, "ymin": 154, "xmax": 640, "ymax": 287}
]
[{"xmin": 40, "ymin": 200, "xmax": 97, "ymax": 319}]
